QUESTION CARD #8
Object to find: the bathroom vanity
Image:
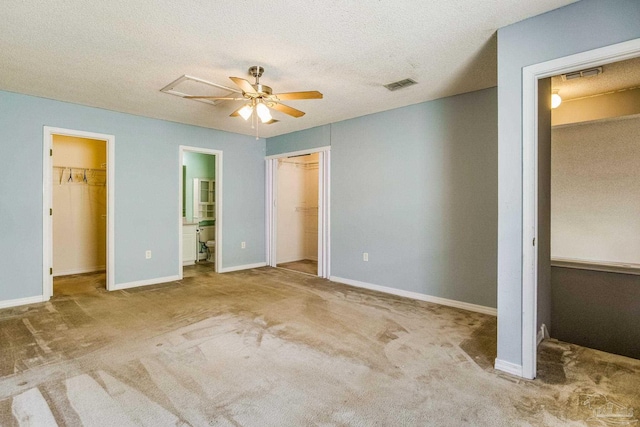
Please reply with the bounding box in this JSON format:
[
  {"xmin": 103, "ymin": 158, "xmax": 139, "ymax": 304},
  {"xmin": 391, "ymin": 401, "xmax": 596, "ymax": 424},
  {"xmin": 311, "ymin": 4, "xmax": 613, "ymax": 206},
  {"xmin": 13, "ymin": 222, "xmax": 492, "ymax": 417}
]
[{"xmin": 182, "ymin": 222, "xmax": 198, "ymax": 265}]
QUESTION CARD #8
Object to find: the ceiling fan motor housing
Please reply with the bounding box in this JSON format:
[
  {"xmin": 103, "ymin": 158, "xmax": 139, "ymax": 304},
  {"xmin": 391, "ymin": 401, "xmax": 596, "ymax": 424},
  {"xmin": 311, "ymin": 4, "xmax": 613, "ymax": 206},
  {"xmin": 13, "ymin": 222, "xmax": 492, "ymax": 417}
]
[
  {"xmin": 253, "ymin": 84, "xmax": 272, "ymax": 96},
  {"xmin": 249, "ymin": 66, "xmax": 264, "ymax": 79}
]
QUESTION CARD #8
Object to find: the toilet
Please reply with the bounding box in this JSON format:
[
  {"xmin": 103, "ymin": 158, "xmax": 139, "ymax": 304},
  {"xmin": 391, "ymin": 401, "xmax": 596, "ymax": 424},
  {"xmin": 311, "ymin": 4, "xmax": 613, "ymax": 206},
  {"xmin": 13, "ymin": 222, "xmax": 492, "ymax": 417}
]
[
  {"xmin": 198, "ymin": 225, "xmax": 215, "ymax": 263},
  {"xmin": 205, "ymin": 240, "xmax": 216, "ymax": 262}
]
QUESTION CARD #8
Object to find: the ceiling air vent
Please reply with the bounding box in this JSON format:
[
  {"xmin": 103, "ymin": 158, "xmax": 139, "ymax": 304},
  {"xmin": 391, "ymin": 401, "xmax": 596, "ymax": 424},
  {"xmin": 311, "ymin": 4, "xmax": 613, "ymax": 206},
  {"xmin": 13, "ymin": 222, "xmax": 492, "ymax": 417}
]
[
  {"xmin": 384, "ymin": 78, "xmax": 417, "ymax": 91},
  {"xmin": 561, "ymin": 67, "xmax": 603, "ymax": 81}
]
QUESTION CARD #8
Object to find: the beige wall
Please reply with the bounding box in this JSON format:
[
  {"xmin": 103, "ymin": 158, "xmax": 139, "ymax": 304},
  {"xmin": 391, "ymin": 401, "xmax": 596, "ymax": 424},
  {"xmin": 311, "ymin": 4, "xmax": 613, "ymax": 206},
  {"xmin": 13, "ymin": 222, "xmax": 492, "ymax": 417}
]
[
  {"xmin": 551, "ymin": 116, "xmax": 640, "ymax": 265},
  {"xmin": 52, "ymin": 135, "xmax": 107, "ymax": 276},
  {"xmin": 552, "ymin": 87, "xmax": 640, "ymax": 127}
]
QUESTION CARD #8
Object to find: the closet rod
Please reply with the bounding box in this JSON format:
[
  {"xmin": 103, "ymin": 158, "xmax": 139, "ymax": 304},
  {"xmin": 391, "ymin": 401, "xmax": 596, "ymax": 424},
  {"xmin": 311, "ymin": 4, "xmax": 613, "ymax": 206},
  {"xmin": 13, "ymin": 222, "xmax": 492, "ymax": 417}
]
[{"xmin": 53, "ymin": 165, "xmax": 106, "ymax": 173}]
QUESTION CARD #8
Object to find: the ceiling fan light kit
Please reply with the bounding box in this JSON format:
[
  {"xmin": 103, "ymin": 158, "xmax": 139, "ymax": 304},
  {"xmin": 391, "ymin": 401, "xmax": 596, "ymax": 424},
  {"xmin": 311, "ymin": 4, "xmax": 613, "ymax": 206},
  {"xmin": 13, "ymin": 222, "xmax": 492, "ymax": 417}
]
[{"xmin": 179, "ymin": 65, "xmax": 323, "ymax": 138}]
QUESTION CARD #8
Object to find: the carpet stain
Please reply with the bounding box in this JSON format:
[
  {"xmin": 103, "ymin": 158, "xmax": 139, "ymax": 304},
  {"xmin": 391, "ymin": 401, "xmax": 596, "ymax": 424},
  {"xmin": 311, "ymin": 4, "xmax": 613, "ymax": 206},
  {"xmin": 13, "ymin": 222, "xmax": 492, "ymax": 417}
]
[
  {"xmin": 0, "ymin": 267, "xmax": 639, "ymax": 426},
  {"xmin": 459, "ymin": 317, "xmax": 497, "ymax": 370}
]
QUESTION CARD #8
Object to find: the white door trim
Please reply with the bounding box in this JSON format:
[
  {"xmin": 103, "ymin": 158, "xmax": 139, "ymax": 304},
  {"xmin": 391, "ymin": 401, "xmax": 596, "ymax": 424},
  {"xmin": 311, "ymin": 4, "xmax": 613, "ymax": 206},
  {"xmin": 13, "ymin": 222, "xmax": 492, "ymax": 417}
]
[
  {"xmin": 178, "ymin": 146, "xmax": 223, "ymax": 277},
  {"xmin": 521, "ymin": 37, "xmax": 640, "ymax": 380},
  {"xmin": 43, "ymin": 127, "xmax": 115, "ymax": 298},
  {"xmin": 266, "ymin": 146, "xmax": 331, "ymax": 278}
]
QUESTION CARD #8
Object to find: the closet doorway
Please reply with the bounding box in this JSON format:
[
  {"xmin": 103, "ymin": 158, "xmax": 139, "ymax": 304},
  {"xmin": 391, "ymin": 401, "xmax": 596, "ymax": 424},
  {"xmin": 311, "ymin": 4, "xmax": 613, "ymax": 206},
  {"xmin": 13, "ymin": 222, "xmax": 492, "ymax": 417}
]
[
  {"xmin": 266, "ymin": 147, "xmax": 330, "ymax": 278},
  {"xmin": 43, "ymin": 127, "xmax": 115, "ymax": 298},
  {"xmin": 519, "ymin": 38, "xmax": 640, "ymax": 379}
]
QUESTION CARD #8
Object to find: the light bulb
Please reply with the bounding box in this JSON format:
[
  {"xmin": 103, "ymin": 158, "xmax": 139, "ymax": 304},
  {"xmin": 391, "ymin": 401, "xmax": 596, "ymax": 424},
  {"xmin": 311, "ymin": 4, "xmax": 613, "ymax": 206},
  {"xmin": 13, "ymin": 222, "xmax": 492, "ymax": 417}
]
[
  {"xmin": 256, "ymin": 102, "xmax": 273, "ymax": 123},
  {"xmin": 238, "ymin": 104, "xmax": 253, "ymax": 120},
  {"xmin": 551, "ymin": 92, "xmax": 562, "ymax": 109}
]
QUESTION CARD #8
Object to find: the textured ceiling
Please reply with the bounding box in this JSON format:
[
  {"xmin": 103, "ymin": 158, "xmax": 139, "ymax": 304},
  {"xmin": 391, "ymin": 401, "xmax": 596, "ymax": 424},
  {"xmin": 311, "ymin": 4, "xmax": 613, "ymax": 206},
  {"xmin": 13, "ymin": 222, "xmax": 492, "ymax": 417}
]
[
  {"xmin": 552, "ymin": 56, "xmax": 640, "ymax": 101},
  {"xmin": 1, "ymin": 0, "xmax": 578, "ymax": 138}
]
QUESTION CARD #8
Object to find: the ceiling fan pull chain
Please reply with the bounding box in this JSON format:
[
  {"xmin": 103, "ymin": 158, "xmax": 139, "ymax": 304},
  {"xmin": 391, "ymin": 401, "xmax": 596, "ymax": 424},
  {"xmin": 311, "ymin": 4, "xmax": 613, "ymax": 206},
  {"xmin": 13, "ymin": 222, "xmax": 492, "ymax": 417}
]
[{"xmin": 255, "ymin": 112, "xmax": 259, "ymax": 140}]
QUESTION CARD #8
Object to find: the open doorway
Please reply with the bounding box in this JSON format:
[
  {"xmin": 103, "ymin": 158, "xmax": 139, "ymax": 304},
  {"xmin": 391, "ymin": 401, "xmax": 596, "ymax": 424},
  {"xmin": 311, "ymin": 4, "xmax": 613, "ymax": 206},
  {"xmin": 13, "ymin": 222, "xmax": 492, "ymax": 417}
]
[
  {"xmin": 43, "ymin": 127, "xmax": 115, "ymax": 298},
  {"xmin": 520, "ymin": 38, "xmax": 640, "ymax": 379},
  {"xmin": 178, "ymin": 146, "xmax": 222, "ymax": 278},
  {"xmin": 266, "ymin": 147, "xmax": 330, "ymax": 278},
  {"xmin": 275, "ymin": 153, "xmax": 319, "ymax": 275},
  {"xmin": 546, "ymin": 56, "xmax": 640, "ymax": 360}
]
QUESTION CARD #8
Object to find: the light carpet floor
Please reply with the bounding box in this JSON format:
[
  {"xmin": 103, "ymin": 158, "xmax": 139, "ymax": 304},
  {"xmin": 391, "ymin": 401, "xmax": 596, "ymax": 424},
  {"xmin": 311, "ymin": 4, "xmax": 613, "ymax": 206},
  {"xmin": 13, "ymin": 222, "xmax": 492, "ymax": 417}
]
[
  {"xmin": 277, "ymin": 259, "xmax": 318, "ymax": 276},
  {"xmin": 0, "ymin": 267, "xmax": 638, "ymax": 426}
]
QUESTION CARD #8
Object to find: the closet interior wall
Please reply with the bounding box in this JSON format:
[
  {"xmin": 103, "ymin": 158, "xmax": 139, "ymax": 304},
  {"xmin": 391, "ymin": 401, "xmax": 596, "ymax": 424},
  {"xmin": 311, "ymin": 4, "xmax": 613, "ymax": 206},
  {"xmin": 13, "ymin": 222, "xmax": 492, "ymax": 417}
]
[
  {"xmin": 276, "ymin": 153, "xmax": 319, "ymax": 264},
  {"xmin": 52, "ymin": 135, "xmax": 107, "ymax": 276}
]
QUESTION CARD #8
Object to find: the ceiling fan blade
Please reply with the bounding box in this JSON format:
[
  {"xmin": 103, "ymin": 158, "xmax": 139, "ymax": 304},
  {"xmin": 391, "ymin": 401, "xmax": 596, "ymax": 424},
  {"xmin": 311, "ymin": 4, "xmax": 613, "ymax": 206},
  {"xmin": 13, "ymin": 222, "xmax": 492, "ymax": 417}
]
[
  {"xmin": 229, "ymin": 77, "xmax": 257, "ymax": 95},
  {"xmin": 274, "ymin": 91, "xmax": 323, "ymax": 100},
  {"xmin": 271, "ymin": 102, "xmax": 305, "ymax": 118},
  {"xmin": 184, "ymin": 96, "xmax": 245, "ymax": 100},
  {"xmin": 229, "ymin": 105, "xmax": 246, "ymax": 117}
]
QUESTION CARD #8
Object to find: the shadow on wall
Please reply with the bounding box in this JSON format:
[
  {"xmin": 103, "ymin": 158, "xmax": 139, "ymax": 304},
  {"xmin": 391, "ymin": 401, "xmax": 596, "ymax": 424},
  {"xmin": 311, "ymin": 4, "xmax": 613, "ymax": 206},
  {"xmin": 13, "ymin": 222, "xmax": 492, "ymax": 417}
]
[
  {"xmin": 433, "ymin": 91, "xmax": 498, "ymax": 304},
  {"xmin": 330, "ymin": 87, "xmax": 497, "ymax": 308},
  {"xmin": 439, "ymin": 32, "xmax": 497, "ymax": 96},
  {"xmin": 551, "ymin": 267, "xmax": 640, "ymax": 359}
]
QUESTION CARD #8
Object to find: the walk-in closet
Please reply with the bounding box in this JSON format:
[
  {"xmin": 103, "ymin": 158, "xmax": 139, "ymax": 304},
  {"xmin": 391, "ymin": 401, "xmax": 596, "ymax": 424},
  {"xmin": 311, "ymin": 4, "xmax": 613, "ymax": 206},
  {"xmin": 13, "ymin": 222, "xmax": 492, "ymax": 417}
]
[{"xmin": 52, "ymin": 135, "xmax": 107, "ymax": 289}]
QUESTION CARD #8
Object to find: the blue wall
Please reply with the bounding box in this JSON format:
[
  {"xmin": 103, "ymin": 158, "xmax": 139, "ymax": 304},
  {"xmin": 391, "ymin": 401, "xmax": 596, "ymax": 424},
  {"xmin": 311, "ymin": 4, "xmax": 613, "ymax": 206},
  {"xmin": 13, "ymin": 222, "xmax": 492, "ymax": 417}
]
[
  {"xmin": 0, "ymin": 90, "xmax": 265, "ymax": 301},
  {"xmin": 497, "ymin": 0, "xmax": 640, "ymax": 367},
  {"xmin": 266, "ymin": 125, "xmax": 330, "ymax": 156},
  {"xmin": 268, "ymin": 87, "xmax": 498, "ymax": 308}
]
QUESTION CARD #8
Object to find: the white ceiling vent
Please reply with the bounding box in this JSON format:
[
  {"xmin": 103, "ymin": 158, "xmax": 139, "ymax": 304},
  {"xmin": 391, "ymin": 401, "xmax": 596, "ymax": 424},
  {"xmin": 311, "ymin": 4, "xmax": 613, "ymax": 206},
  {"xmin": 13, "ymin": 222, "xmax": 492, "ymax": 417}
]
[
  {"xmin": 561, "ymin": 67, "xmax": 603, "ymax": 81},
  {"xmin": 384, "ymin": 78, "xmax": 418, "ymax": 91}
]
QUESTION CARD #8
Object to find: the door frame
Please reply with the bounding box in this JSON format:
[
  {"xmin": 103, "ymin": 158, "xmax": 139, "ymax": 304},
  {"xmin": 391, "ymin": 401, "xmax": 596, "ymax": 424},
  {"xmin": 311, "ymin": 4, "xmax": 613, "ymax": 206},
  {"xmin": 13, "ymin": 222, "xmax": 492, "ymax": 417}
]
[
  {"xmin": 43, "ymin": 126, "xmax": 115, "ymax": 298},
  {"xmin": 266, "ymin": 146, "xmax": 331, "ymax": 278},
  {"xmin": 520, "ymin": 38, "xmax": 640, "ymax": 379},
  {"xmin": 178, "ymin": 146, "xmax": 223, "ymax": 277}
]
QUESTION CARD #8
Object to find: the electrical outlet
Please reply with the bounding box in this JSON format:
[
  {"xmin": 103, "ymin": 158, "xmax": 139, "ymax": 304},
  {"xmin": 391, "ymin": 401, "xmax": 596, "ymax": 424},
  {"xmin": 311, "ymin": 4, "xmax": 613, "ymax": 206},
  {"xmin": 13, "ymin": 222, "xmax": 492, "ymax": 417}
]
[
  {"xmin": 241, "ymin": 241, "xmax": 246, "ymax": 249},
  {"xmin": 363, "ymin": 252, "xmax": 368, "ymax": 262},
  {"xmin": 145, "ymin": 250, "xmax": 152, "ymax": 259}
]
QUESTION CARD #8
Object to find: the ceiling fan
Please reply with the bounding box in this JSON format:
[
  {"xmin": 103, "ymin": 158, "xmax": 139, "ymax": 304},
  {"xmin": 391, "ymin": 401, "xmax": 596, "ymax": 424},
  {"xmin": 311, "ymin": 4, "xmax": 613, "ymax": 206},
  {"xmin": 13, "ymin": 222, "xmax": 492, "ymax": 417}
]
[{"xmin": 185, "ymin": 66, "xmax": 323, "ymax": 125}]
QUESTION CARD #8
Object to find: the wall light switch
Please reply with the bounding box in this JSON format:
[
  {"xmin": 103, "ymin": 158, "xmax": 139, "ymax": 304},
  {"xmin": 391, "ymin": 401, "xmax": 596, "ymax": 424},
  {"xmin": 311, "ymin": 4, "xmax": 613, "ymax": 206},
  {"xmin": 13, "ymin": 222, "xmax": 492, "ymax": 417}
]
[
  {"xmin": 241, "ymin": 242, "xmax": 246, "ymax": 249},
  {"xmin": 363, "ymin": 252, "xmax": 369, "ymax": 262},
  {"xmin": 145, "ymin": 250, "xmax": 152, "ymax": 259}
]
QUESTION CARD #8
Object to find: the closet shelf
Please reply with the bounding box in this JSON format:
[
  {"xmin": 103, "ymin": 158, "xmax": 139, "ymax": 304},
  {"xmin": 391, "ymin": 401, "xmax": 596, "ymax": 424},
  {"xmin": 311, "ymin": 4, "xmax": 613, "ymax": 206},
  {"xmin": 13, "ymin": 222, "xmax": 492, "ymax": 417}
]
[{"xmin": 53, "ymin": 165, "xmax": 106, "ymax": 173}]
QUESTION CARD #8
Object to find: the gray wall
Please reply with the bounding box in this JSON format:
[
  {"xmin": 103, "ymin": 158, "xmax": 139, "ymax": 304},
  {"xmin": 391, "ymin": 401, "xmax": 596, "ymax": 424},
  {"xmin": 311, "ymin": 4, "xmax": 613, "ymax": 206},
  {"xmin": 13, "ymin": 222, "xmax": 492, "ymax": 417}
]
[
  {"xmin": 0, "ymin": 90, "xmax": 265, "ymax": 302},
  {"xmin": 551, "ymin": 267, "xmax": 640, "ymax": 360},
  {"xmin": 497, "ymin": 0, "xmax": 640, "ymax": 366},
  {"xmin": 269, "ymin": 88, "xmax": 498, "ymax": 308}
]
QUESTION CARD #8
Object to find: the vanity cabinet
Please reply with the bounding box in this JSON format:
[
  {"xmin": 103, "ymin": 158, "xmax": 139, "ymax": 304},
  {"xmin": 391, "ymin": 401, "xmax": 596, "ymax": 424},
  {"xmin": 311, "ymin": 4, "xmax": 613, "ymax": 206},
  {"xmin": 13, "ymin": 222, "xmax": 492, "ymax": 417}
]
[
  {"xmin": 193, "ymin": 178, "xmax": 215, "ymax": 221},
  {"xmin": 182, "ymin": 223, "xmax": 197, "ymax": 265}
]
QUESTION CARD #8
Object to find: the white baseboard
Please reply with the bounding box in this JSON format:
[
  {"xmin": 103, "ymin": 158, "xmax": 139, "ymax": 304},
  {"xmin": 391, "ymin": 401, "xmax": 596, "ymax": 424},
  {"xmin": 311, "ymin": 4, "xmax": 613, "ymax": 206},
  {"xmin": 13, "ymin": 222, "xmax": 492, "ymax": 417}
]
[
  {"xmin": 111, "ymin": 275, "xmax": 180, "ymax": 291},
  {"xmin": 53, "ymin": 266, "xmax": 106, "ymax": 277},
  {"xmin": 219, "ymin": 262, "xmax": 267, "ymax": 273},
  {"xmin": 329, "ymin": 276, "xmax": 497, "ymax": 316},
  {"xmin": 494, "ymin": 359, "xmax": 523, "ymax": 377},
  {"xmin": 276, "ymin": 256, "xmax": 307, "ymax": 264},
  {"xmin": 0, "ymin": 295, "xmax": 47, "ymax": 309}
]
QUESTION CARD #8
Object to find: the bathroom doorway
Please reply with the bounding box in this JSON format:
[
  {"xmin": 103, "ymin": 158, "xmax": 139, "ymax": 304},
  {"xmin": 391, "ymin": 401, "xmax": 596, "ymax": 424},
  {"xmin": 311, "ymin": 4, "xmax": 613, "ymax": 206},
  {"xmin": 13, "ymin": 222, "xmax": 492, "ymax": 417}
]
[
  {"xmin": 266, "ymin": 147, "xmax": 330, "ymax": 278},
  {"xmin": 43, "ymin": 127, "xmax": 115, "ymax": 298},
  {"xmin": 178, "ymin": 146, "xmax": 222, "ymax": 278}
]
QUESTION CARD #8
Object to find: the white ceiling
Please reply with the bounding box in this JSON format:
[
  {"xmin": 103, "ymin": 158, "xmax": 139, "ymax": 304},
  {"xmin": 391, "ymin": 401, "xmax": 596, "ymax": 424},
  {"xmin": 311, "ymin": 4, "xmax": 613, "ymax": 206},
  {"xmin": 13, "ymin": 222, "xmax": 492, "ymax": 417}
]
[
  {"xmin": 552, "ymin": 56, "xmax": 640, "ymax": 101},
  {"xmin": 0, "ymin": 0, "xmax": 578, "ymax": 138}
]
